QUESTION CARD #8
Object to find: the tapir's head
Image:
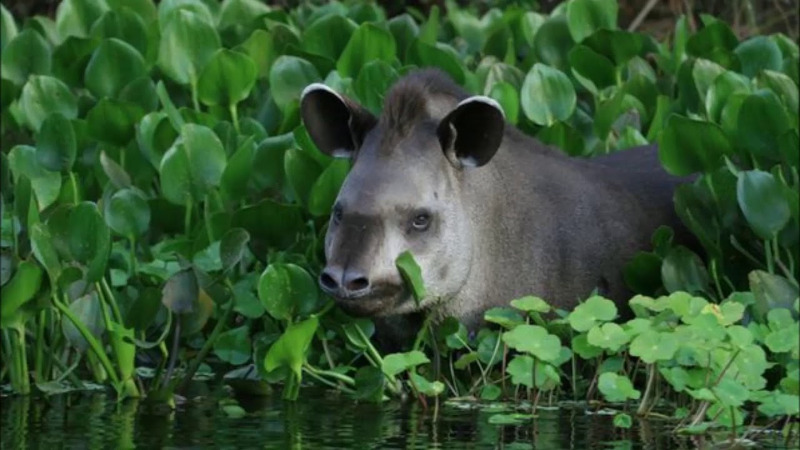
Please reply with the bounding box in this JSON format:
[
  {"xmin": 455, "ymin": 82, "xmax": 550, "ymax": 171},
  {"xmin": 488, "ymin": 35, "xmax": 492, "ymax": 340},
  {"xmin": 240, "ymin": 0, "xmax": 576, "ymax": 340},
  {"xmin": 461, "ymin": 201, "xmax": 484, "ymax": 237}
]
[{"xmin": 300, "ymin": 70, "xmax": 505, "ymax": 317}]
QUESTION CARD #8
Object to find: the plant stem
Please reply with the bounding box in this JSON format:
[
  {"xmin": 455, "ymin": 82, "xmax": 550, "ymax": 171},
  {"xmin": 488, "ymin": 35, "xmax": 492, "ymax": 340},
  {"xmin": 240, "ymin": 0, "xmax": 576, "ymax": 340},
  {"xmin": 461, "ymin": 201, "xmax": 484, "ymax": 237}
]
[
  {"xmin": 229, "ymin": 104, "xmax": 240, "ymax": 134},
  {"xmin": 100, "ymin": 278, "xmax": 124, "ymax": 324},
  {"xmin": 765, "ymin": 239, "xmax": 775, "ymax": 274},
  {"xmin": 637, "ymin": 363, "xmax": 657, "ymax": 416},
  {"xmin": 35, "ymin": 311, "xmax": 46, "ymax": 382},
  {"xmin": 69, "ymin": 171, "xmax": 79, "ymax": 204},
  {"xmin": 175, "ymin": 296, "xmax": 235, "ymax": 393},
  {"xmin": 163, "ymin": 315, "xmax": 181, "ymax": 389},
  {"xmin": 184, "ymin": 199, "xmax": 193, "ymax": 236}
]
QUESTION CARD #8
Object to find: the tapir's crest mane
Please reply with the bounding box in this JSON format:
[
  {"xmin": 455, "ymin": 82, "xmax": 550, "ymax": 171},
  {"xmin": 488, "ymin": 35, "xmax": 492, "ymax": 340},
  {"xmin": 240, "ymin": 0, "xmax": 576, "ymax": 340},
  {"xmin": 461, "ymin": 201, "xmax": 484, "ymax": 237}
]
[{"xmin": 380, "ymin": 69, "xmax": 468, "ymax": 135}]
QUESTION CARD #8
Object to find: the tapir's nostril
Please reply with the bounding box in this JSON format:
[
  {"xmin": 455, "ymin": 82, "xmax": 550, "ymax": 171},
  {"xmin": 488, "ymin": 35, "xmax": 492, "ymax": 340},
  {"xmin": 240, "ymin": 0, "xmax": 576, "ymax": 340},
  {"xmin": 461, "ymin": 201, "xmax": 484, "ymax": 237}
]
[
  {"xmin": 343, "ymin": 271, "xmax": 370, "ymax": 293},
  {"xmin": 319, "ymin": 270, "xmax": 340, "ymax": 293}
]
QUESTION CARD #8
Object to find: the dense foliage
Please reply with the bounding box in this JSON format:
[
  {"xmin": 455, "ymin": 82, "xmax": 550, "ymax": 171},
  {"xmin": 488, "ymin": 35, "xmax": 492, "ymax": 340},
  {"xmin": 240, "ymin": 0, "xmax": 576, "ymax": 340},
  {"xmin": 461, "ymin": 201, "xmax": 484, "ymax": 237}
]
[{"xmin": 0, "ymin": 0, "xmax": 797, "ymax": 443}]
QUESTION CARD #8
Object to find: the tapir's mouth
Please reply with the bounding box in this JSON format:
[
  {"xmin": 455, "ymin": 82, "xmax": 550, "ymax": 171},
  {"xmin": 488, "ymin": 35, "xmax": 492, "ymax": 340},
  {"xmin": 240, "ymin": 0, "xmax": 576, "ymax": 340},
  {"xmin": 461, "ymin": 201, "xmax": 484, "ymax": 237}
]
[{"xmin": 331, "ymin": 284, "xmax": 410, "ymax": 317}]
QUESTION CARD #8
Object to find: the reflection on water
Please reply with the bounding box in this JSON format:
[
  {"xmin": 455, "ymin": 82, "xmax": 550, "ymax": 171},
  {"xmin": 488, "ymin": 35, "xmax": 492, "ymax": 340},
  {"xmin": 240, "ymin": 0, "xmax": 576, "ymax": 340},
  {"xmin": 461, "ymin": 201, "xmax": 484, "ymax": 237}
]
[{"xmin": 0, "ymin": 383, "xmax": 778, "ymax": 449}]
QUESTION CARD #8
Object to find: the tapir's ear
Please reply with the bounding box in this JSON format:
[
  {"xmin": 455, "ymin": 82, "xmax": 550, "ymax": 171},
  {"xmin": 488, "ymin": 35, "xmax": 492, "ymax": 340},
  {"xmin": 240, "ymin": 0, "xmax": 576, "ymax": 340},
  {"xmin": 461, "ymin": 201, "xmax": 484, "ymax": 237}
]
[
  {"xmin": 300, "ymin": 83, "xmax": 377, "ymax": 157},
  {"xmin": 437, "ymin": 96, "xmax": 505, "ymax": 168}
]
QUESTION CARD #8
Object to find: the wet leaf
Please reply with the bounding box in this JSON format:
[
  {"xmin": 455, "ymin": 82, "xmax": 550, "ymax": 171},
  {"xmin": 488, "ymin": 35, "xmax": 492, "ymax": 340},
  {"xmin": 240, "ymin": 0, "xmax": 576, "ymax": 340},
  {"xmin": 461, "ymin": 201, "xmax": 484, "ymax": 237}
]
[{"xmin": 258, "ymin": 263, "xmax": 318, "ymax": 321}]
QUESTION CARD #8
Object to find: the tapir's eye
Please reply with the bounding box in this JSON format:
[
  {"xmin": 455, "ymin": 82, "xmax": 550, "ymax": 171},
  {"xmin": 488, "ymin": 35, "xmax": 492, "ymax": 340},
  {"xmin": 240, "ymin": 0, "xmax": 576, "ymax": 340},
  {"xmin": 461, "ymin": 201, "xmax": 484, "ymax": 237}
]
[
  {"xmin": 332, "ymin": 204, "xmax": 343, "ymax": 225},
  {"xmin": 411, "ymin": 212, "xmax": 431, "ymax": 231}
]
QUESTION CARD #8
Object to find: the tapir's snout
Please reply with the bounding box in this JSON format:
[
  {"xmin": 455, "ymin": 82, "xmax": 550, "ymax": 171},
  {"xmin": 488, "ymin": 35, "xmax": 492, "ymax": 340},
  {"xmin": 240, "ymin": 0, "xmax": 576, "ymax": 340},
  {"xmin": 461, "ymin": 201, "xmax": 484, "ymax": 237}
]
[{"xmin": 319, "ymin": 265, "xmax": 371, "ymax": 299}]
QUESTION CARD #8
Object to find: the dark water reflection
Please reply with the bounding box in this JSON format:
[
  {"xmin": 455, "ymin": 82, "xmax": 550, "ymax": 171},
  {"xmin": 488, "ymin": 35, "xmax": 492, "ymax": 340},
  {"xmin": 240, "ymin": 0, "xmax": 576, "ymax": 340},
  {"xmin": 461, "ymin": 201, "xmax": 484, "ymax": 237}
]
[{"xmin": 0, "ymin": 383, "xmax": 766, "ymax": 449}]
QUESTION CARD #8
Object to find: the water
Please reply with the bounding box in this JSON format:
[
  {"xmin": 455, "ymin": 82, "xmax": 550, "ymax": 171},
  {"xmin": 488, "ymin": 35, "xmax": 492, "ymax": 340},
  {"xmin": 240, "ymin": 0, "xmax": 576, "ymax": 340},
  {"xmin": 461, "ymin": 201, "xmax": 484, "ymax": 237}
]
[{"xmin": 0, "ymin": 384, "xmax": 787, "ymax": 449}]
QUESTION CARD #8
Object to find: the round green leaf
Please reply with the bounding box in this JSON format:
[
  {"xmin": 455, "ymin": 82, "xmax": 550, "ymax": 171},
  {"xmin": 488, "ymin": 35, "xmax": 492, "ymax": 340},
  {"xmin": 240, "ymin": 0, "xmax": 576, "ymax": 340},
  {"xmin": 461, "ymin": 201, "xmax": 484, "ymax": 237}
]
[
  {"xmin": 197, "ymin": 48, "xmax": 257, "ymax": 108},
  {"xmin": 55, "ymin": 0, "xmax": 109, "ymax": 41},
  {"xmin": 157, "ymin": 8, "xmax": 220, "ymax": 85},
  {"xmin": 407, "ymin": 40, "xmax": 465, "ymax": 85},
  {"xmin": 533, "ymin": 15, "xmax": 574, "ymax": 70},
  {"xmin": 19, "ymin": 75, "xmax": 78, "ymax": 131},
  {"xmin": 568, "ymin": 44, "xmax": 615, "ymax": 93},
  {"xmin": 268, "ymin": 55, "xmax": 321, "ymax": 110},
  {"xmin": 735, "ymin": 36, "xmax": 782, "ymax": 78},
  {"xmin": 258, "ymin": 263, "xmax": 318, "ymax": 321},
  {"xmin": 0, "ymin": 261, "xmax": 43, "ymax": 327},
  {"xmin": 598, "ymin": 372, "xmax": 640, "ymax": 402},
  {"xmin": 353, "ymin": 60, "xmax": 399, "ymax": 114},
  {"xmin": 31, "ymin": 223, "xmax": 62, "ymax": 284},
  {"xmin": 509, "ymin": 295, "xmax": 551, "ymax": 314},
  {"xmin": 488, "ymin": 81, "xmax": 519, "ymax": 125},
  {"xmin": 337, "ymin": 22, "xmax": 396, "ymax": 79},
  {"xmin": 264, "ymin": 316, "xmax": 319, "ymax": 377},
  {"xmin": 84, "ymin": 38, "xmax": 146, "ymax": 99},
  {"xmin": 382, "ymin": 350, "xmax": 429, "ymax": 377},
  {"xmin": 0, "ymin": 4, "xmax": 18, "ymax": 50},
  {"xmin": 736, "ymin": 170, "xmax": 791, "ymax": 239},
  {"xmin": 587, "ymin": 322, "xmax": 629, "ymax": 352},
  {"xmin": 705, "ymin": 70, "xmax": 751, "ymax": 123},
  {"xmin": 353, "ymin": 366, "xmax": 385, "ymax": 402},
  {"xmin": 104, "ymin": 188, "xmax": 150, "ymax": 238},
  {"xmin": 521, "ymin": 63, "xmax": 576, "ymax": 126},
  {"xmin": 1, "ymin": 28, "xmax": 51, "ymax": 85},
  {"xmin": 159, "ymin": 124, "xmax": 226, "ymax": 205},
  {"xmin": 566, "ymin": 0, "xmax": 617, "ymax": 43},
  {"xmin": 89, "ymin": 8, "xmax": 149, "ymax": 57},
  {"xmin": 629, "ymin": 330, "xmax": 678, "ymax": 363},
  {"xmin": 213, "ymin": 325, "xmax": 252, "ymax": 365},
  {"xmin": 658, "ymin": 114, "xmax": 731, "ymax": 176},
  {"xmin": 502, "ymin": 324, "xmax": 562, "ymax": 362},
  {"xmin": 567, "ymin": 295, "xmax": 617, "ymax": 332},
  {"xmin": 61, "ymin": 291, "xmax": 104, "ymax": 352},
  {"xmin": 35, "ymin": 113, "xmax": 76, "ymax": 172}
]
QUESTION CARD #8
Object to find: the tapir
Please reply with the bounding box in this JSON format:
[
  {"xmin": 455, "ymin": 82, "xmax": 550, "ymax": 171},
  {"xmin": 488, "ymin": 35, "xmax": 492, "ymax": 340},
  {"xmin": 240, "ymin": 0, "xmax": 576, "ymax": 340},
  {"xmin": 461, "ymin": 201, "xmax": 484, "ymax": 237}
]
[{"xmin": 300, "ymin": 69, "xmax": 691, "ymax": 348}]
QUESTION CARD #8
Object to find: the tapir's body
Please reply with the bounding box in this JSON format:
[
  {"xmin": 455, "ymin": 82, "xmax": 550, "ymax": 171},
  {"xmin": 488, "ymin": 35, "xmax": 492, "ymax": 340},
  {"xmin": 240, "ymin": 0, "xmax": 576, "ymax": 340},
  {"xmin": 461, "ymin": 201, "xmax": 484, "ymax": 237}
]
[{"xmin": 301, "ymin": 69, "xmax": 691, "ymax": 349}]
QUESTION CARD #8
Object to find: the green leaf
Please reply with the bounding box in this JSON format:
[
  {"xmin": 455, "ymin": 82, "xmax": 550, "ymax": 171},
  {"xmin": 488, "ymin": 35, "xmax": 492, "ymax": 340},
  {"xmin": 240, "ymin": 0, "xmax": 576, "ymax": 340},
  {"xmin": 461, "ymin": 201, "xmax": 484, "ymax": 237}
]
[
  {"xmin": 104, "ymin": 188, "xmax": 149, "ymax": 238},
  {"xmin": 161, "ymin": 268, "xmax": 198, "ymax": 314},
  {"xmin": 661, "ymin": 246, "xmax": 709, "ymax": 295},
  {"xmin": 484, "ymin": 307, "xmax": 524, "ymax": 329},
  {"xmin": 735, "ymin": 36, "xmax": 782, "ymax": 78},
  {"xmin": 382, "ymin": 350, "xmax": 429, "ymax": 377},
  {"xmin": 567, "ymin": 295, "xmax": 617, "ymax": 332},
  {"xmin": 613, "ymin": 413, "xmax": 633, "ymax": 429},
  {"xmin": 264, "ymin": 315, "xmax": 319, "ymax": 378},
  {"xmin": 353, "ymin": 60, "xmax": 399, "ymax": 114},
  {"xmin": 705, "ymin": 70, "xmax": 751, "ymax": 123},
  {"xmin": 35, "ymin": 113, "xmax": 76, "ymax": 172},
  {"xmin": 86, "ymin": 98, "xmax": 145, "ymax": 146},
  {"xmin": 68, "ymin": 202, "xmax": 110, "ymax": 282},
  {"xmin": 283, "ymin": 148, "xmax": 322, "ymax": 206},
  {"xmin": 502, "ymin": 324, "xmax": 561, "ymax": 362},
  {"xmin": 1, "ymin": 28, "xmax": 51, "ymax": 85},
  {"xmin": 587, "ymin": 323, "xmax": 629, "ymax": 352},
  {"xmin": 219, "ymin": 228, "xmax": 250, "ymax": 270},
  {"xmin": 0, "ymin": 4, "xmax": 18, "ymax": 50},
  {"xmin": 735, "ymin": 90, "xmax": 793, "ymax": 162},
  {"xmin": 197, "ymin": 48, "xmax": 257, "ymax": 108},
  {"xmin": 629, "ymin": 330, "xmax": 678, "ymax": 363},
  {"xmin": 268, "ymin": 55, "xmax": 321, "ymax": 110},
  {"xmin": 56, "ymin": 0, "xmax": 109, "ymax": 41},
  {"xmin": 566, "ymin": 0, "xmax": 617, "ymax": 43},
  {"xmin": 488, "ymin": 81, "xmax": 519, "ymax": 124},
  {"xmin": 713, "ymin": 376, "xmax": 749, "ymax": 407},
  {"xmin": 623, "ymin": 252, "xmax": 663, "ymax": 296},
  {"xmin": 30, "ymin": 223, "xmax": 62, "ymax": 284},
  {"xmin": 8, "ymin": 145, "xmax": 62, "ymax": 211},
  {"xmin": 0, "ymin": 261, "xmax": 43, "ymax": 328},
  {"xmin": 533, "ymin": 15, "xmax": 574, "ymax": 70},
  {"xmin": 521, "ymin": 63, "xmax": 576, "ymax": 126},
  {"xmin": 18, "ymin": 75, "xmax": 78, "ymax": 131},
  {"xmin": 736, "ymin": 170, "xmax": 791, "ymax": 239},
  {"xmin": 395, "ymin": 251, "xmax": 426, "ymax": 305},
  {"xmin": 749, "ymin": 270, "xmax": 799, "ymax": 320},
  {"xmin": 337, "ymin": 23, "xmax": 396, "ymax": 79},
  {"xmin": 84, "ymin": 38, "xmax": 145, "ymax": 99},
  {"xmin": 307, "ymin": 159, "xmax": 350, "ymax": 217},
  {"xmin": 157, "ymin": 9, "xmax": 220, "ymax": 85},
  {"xmin": 407, "ymin": 40, "xmax": 465, "ymax": 85},
  {"xmin": 509, "ymin": 296, "xmax": 551, "ymax": 314},
  {"xmin": 658, "ymin": 114, "xmax": 731, "ymax": 176},
  {"xmin": 61, "ymin": 291, "xmax": 105, "ymax": 352},
  {"xmin": 409, "ymin": 372, "xmax": 445, "ymax": 397},
  {"xmin": 353, "ymin": 366, "xmax": 384, "ymax": 402},
  {"xmin": 214, "ymin": 325, "xmax": 252, "ymax": 365},
  {"xmin": 488, "ymin": 413, "xmax": 534, "ymax": 425},
  {"xmin": 302, "ymin": 14, "xmax": 357, "ymax": 61},
  {"xmin": 258, "ymin": 263, "xmax": 318, "ymax": 321},
  {"xmin": 568, "ymin": 44, "xmax": 615, "ymax": 93},
  {"xmin": 159, "ymin": 124, "xmax": 226, "ymax": 205},
  {"xmin": 598, "ymin": 372, "xmax": 640, "ymax": 402}
]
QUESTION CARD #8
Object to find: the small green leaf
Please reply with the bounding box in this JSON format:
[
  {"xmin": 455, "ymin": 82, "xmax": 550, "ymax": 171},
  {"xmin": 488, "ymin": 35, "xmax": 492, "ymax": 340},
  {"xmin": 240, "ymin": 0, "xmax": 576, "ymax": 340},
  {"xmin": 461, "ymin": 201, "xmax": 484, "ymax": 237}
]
[
  {"xmin": 658, "ymin": 114, "xmax": 731, "ymax": 176},
  {"xmin": 35, "ymin": 113, "xmax": 76, "ymax": 171},
  {"xmin": 567, "ymin": 296, "xmax": 618, "ymax": 332},
  {"xmin": 395, "ymin": 251, "xmax": 426, "ymax": 304},
  {"xmin": 268, "ymin": 55, "xmax": 321, "ymax": 110},
  {"xmin": 307, "ymin": 159, "xmax": 350, "ymax": 217},
  {"xmin": 353, "ymin": 366, "xmax": 384, "ymax": 402},
  {"xmin": 161, "ymin": 268, "xmax": 199, "ymax": 315},
  {"xmin": 104, "ymin": 188, "xmax": 150, "ymax": 238},
  {"xmin": 214, "ymin": 325, "xmax": 252, "ymax": 365},
  {"xmin": 337, "ymin": 22, "xmax": 396, "ymax": 79},
  {"xmin": 661, "ymin": 246, "xmax": 709, "ymax": 295},
  {"xmin": 264, "ymin": 316, "xmax": 319, "ymax": 378},
  {"xmin": 735, "ymin": 36, "xmax": 782, "ymax": 78},
  {"xmin": 18, "ymin": 75, "xmax": 78, "ymax": 131},
  {"xmin": 0, "ymin": 261, "xmax": 43, "ymax": 328},
  {"xmin": 258, "ymin": 263, "xmax": 318, "ymax": 321},
  {"xmin": 598, "ymin": 372, "xmax": 640, "ymax": 402},
  {"xmin": 219, "ymin": 228, "xmax": 250, "ymax": 270},
  {"xmin": 613, "ymin": 413, "xmax": 633, "ymax": 429},
  {"xmin": 587, "ymin": 323, "xmax": 630, "ymax": 352},
  {"xmin": 484, "ymin": 307, "xmax": 525, "ymax": 329},
  {"xmin": 157, "ymin": 9, "xmax": 220, "ymax": 85},
  {"xmin": 67, "ymin": 202, "xmax": 110, "ymax": 282},
  {"xmin": 510, "ymin": 296, "xmax": 551, "ymax": 314},
  {"xmin": 629, "ymin": 330, "xmax": 678, "ymax": 363},
  {"xmin": 382, "ymin": 350, "xmax": 429, "ymax": 377},
  {"xmin": 159, "ymin": 124, "xmax": 227, "ymax": 205}
]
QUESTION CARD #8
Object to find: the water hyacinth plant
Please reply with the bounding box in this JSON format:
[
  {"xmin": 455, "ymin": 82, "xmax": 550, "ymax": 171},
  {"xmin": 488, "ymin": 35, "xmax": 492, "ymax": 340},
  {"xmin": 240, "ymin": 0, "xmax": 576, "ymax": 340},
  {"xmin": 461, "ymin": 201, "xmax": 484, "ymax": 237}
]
[{"xmin": 0, "ymin": 0, "xmax": 797, "ymax": 443}]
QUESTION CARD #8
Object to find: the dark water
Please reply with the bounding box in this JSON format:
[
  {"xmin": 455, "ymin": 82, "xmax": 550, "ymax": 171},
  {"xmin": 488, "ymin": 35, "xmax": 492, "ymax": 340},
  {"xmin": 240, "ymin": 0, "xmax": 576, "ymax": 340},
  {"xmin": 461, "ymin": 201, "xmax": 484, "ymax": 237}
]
[{"xmin": 0, "ymin": 384, "xmax": 788, "ymax": 449}]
